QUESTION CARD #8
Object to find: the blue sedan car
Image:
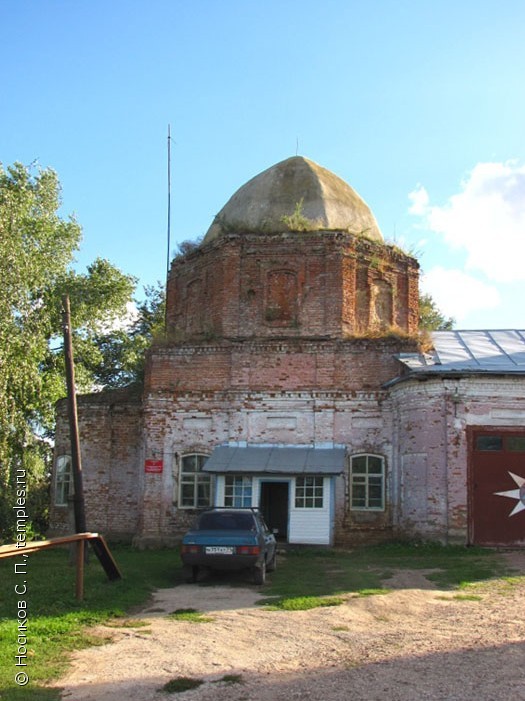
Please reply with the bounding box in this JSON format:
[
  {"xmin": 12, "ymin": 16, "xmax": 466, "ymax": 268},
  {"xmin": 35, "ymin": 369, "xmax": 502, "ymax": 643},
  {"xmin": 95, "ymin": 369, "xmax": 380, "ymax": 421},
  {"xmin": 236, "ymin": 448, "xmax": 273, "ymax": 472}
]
[{"xmin": 180, "ymin": 508, "xmax": 277, "ymax": 584}]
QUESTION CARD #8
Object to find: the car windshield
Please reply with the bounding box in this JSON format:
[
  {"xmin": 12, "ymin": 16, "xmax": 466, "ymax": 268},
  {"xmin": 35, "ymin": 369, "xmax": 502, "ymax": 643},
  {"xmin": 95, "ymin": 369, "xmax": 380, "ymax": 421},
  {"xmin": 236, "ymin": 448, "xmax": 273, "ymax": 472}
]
[{"xmin": 197, "ymin": 511, "xmax": 255, "ymax": 531}]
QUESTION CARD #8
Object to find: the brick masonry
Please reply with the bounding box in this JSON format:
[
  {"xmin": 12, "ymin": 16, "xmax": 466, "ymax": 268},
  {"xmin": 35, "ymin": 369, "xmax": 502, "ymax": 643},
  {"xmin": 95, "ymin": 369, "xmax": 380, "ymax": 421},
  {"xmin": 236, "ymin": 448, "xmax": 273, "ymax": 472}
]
[
  {"xmin": 165, "ymin": 231, "xmax": 419, "ymax": 341},
  {"xmin": 49, "ymin": 226, "xmax": 525, "ymax": 548},
  {"xmin": 138, "ymin": 336, "xmax": 416, "ymax": 545},
  {"xmin": 51, "ymin": 386, "xmax": 143, "ymax": 541},
  {"xmin": 389, "ymin": 376, "xmax": 525, "ymax": 545}
]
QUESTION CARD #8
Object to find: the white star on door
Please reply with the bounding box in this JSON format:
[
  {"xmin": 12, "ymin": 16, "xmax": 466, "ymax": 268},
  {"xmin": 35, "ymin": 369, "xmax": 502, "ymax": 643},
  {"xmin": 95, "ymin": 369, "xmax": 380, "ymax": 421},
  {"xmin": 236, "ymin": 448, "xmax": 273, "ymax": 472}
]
[{"xmin": 494, "ymin": 472, "xmax": 525, "ymax": 517}]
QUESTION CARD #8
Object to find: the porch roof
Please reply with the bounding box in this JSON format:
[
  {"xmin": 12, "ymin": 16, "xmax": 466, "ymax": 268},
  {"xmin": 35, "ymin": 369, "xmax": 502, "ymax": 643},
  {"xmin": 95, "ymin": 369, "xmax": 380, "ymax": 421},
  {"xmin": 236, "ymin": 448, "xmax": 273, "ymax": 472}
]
[{"xmin": 202, "ymin": 445, "xmax": 346, "ymax": 475}]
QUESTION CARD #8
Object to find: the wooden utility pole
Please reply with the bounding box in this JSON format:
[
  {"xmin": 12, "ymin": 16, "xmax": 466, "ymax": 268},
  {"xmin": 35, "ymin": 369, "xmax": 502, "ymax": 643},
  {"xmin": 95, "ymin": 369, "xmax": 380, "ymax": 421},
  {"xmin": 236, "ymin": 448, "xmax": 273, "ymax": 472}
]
[
  {"xmin": 62, "ymin": 294, "xmax": 87, "ymax": 534},
  {"xmin": 61, "ymin": 296, "xmax": 122, "ymax": 594}
]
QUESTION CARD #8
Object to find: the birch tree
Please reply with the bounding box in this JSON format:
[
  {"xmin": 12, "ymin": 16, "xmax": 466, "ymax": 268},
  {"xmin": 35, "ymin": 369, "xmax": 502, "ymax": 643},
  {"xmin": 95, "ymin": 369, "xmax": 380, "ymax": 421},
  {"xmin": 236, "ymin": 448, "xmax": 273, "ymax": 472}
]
[{"xmin": 0, "ymin": 162, "xmax": 135, "ymax": 539}]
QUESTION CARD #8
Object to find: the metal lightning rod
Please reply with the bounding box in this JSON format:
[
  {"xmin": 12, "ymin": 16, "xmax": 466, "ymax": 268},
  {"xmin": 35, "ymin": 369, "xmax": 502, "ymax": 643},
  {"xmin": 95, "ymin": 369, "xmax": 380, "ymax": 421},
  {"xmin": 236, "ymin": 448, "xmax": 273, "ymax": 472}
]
[
  {"xmin": 165, "ymin": 125, "xmax": 172, "ymax": 333},
  {"xmin": 166, "ymin": 124, "xmax": 172, "ymax": 283}
]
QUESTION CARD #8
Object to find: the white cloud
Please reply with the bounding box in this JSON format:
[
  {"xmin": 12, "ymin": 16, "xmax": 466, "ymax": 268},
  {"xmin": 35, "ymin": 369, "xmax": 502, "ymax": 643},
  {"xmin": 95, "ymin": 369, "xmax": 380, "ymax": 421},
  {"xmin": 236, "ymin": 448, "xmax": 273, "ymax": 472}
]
[
  {"xmin": 421, "ymin": 267, "xmax": 500, "ymax": 324},
  {"xmin": 409, "ymin": 161, "xmax": 525, "ymax": 282},
  {"xmin": 407, "ymin": 184, "xmax": 429, "ymax": 215},
  {"xmin": 95, "ymin": 301, "xmax": 139, "ymax": 333}
]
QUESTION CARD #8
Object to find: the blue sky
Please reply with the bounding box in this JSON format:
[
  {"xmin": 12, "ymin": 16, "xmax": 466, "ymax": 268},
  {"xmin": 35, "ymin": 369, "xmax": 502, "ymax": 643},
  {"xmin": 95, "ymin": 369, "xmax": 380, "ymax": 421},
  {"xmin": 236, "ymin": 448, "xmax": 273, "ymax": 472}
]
[{"xmin": 2, "ymin": 0, "xmax": 524, "ymax": 329}]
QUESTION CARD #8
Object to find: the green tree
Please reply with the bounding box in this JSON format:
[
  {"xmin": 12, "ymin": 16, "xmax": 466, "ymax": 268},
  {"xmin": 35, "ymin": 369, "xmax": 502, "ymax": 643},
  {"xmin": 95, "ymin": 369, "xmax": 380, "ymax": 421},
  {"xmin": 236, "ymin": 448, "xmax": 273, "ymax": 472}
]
[
  {"xmin": 419, "ymin": 292, "xmax": 455, "ymax": 331},
  {"xmin": 0, "ymin": 162, "xmax": 136, "ymax": 540},
  {"xmin": 81, "ymin": 282, "xmax": 166, "ymax": 388}
]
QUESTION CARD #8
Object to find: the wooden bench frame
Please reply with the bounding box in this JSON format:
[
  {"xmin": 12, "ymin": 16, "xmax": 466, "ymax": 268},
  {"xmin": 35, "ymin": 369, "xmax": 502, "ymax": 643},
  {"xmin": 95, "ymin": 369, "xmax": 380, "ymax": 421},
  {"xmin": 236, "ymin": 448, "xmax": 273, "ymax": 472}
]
[{"xmin": 0, "ymin": 532, "xmax": 122, "ymax": 600}]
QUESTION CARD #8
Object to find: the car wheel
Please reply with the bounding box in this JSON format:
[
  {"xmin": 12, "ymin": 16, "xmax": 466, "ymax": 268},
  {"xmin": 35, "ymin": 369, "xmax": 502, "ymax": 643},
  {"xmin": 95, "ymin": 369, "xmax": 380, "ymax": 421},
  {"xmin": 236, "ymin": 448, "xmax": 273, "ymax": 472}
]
[
  {"xmin": 266, "ymin": 552, "xmax": 277, "ymax": 572},
  {"xmin": 182, "ymin": 565, "xmax": 193, "ymax": 583},
  {"xmin": 253, "ymin": 560, "xmax": 266, "ymax": 585},
  {"xmin": 184, "ymin": 565, "xmax": 199, "ymax": 583}
]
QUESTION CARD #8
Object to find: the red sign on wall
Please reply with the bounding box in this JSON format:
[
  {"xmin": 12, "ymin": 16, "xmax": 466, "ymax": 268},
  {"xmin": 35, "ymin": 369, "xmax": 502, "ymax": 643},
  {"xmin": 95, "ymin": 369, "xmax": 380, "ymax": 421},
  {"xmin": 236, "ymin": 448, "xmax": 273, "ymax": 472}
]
[{"xmin": 144, "ymin": 459, "xmax": 163, "ymax": 474}]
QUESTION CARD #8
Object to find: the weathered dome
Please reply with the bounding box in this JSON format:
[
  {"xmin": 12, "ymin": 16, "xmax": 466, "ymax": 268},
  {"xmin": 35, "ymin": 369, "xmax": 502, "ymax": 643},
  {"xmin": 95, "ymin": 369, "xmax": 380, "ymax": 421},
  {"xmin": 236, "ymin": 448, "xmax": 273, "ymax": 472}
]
[{"xmin": 203, "ymin": 156, "xmax": 383, "ymax": 243}]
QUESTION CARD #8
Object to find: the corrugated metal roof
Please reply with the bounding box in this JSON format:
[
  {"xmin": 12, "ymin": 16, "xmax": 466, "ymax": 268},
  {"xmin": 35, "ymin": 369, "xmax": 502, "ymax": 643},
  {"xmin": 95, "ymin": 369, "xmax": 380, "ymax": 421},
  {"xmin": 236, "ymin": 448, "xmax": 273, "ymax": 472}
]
[
  {"xmin": 398, "ymin": 329, "xmax": 525, "ymax": 375},
  {"xmin": 202, "ymin": 445, "xmax": 346, "ymax": 475}
]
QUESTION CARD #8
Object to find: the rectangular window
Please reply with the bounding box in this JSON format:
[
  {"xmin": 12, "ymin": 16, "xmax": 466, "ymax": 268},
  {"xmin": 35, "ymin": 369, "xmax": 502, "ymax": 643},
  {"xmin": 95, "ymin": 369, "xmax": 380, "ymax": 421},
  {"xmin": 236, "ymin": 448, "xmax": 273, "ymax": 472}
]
[
  {"xmin": 475, "ymin": 435, "xmax": 503, "ymax": 451},
  {"xmin": 179, "ymin": 454, "xmax": 211, "ymax": 508},
  {"xmin": 55, "ymin": 455, "xmax": 73, "ymax": 506},
  {"xmin": 350, "ymin": 455, "xmax": 385, "ymax": 510},
  {"xmin": 506, "ymin": 436, "xmax": 525, "ymax": 452},
  {"xmin": 224, "ymin": 476, "xmax": 253, "ymax": 507},
  {"xmin": 295, "ymin": 476, "xmax": 324, "ymax": 509}
]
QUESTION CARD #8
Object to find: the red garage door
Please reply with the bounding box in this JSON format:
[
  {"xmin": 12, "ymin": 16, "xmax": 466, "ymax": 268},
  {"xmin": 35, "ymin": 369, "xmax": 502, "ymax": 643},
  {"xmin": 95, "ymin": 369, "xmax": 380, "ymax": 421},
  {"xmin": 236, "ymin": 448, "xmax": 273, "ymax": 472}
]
[{"xmin": 470, "ymin": 430, "xmax": 525, "ymax": 546}]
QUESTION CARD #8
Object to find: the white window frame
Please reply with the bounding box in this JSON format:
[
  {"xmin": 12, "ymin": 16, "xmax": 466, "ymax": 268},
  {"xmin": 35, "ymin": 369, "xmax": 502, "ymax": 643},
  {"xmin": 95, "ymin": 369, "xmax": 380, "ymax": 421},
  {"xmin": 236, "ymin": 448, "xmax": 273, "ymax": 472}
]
[
  {"xmin": 350, "ymin": 454, "xmax": 385, "ymax": 511},
  {"xmin": 178, "ymin": 453, "xmax": 211, "ymax": 509},
  {"xmin": 295, "ymin": 475, "xmax": 324, "ymax": 509},
  {"xmin": 224, "ymin": 475, "xmax": 253, "ymax": 507},
  {"xmin": 55, "ymin": 455, "xmax": 73, "ymax": 506}
]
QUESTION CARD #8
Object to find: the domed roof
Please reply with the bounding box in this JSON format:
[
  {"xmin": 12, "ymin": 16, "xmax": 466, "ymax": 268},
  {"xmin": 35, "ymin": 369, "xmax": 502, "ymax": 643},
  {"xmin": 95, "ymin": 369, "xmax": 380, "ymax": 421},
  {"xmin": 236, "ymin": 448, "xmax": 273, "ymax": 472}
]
[{"xmin": 203, "ymin": 156, "xmax": 383, "ymax": 243}]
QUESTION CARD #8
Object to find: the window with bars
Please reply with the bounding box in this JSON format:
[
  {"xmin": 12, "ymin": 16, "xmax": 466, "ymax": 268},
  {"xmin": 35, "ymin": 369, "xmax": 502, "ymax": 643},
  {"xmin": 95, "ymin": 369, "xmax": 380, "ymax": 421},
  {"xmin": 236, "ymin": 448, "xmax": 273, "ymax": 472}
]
[
  {"xmin": 350, "ymin": 454, "xmax": 385, "ymax": 510},
  {"xmin": 224, "ymin": 475, "xmax": 253, "ymax": 507},
  {"xmin": 295, "ymin": 476, "xmax": 324, "ymax": 508},
  {"xmin": 179, "ymin": 454, "xmax": 211, "ymax": 508},
  {"xmin": 55, "ymin": 455, "xmax": 73, "ymax": 506}
]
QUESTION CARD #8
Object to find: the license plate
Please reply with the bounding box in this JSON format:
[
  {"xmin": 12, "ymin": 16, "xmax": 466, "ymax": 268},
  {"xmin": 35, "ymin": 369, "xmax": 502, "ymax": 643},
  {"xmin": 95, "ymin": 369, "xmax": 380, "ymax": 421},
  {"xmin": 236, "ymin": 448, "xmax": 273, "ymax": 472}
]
[{"xmin": 205, "ymin": 546, "xmax": 235, "ymax": 555}]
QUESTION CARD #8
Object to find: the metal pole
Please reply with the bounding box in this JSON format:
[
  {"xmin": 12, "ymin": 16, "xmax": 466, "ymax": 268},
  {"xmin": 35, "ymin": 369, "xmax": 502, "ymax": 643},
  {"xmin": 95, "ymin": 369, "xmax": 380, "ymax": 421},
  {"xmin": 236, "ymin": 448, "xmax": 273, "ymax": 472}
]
[
  {"xmin": 166, "ymin": 123, "xmax": 172, "ymax": 283},
  {"xmin": 164, "ymin": 124, "xmax": 172, "ymax": 335},
  {"xmin": 62, "ymin": 294, "xmax": 87, "ymax": 534}
]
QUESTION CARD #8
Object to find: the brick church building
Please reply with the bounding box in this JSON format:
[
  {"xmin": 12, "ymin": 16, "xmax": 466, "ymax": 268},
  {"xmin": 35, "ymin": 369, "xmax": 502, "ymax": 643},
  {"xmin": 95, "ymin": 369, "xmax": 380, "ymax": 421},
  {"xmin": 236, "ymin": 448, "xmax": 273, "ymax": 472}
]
[{"xmin": 50, "ymin": 157, "xmax": 525, "ymax": 548}]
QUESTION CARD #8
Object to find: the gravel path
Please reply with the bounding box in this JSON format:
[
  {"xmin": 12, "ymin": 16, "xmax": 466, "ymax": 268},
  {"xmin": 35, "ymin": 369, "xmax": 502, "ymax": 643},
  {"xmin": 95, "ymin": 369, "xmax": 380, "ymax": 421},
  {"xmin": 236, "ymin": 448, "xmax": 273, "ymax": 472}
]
[{"xmin": 53, "ymin": 552, "xmax": 525, "ymax": 701}]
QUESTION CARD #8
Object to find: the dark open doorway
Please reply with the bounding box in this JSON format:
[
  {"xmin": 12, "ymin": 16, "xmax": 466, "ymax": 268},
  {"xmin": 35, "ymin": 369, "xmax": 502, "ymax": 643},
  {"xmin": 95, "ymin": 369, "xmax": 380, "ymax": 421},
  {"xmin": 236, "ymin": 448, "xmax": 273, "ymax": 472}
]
[{"xmin": 260, "ymin": 481, "xmax": 289, "ymax": 542}]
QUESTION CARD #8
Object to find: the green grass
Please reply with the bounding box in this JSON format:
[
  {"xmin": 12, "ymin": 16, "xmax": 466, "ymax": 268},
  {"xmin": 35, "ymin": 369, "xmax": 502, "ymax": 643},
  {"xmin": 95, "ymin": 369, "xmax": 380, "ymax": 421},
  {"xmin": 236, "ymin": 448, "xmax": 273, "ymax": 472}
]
[
  {"xmin": 356, "ymin": 588, "xmax": 391, "ymax": 597},
  {"xmin": 158, "ymin": 673, "xmax": 244, "ymax": 694},
  {"xmin": 0, "ymin": 545, "xmax": 183, "ymax": 700},
  {"xmin": 160, "ymin": 676, "xmax": 203, "ymax": 693},
  {"xmin": 261, "ymin": 595, "xmax": 346, "ymax": 611},
  {"xmin": 259, "ymin": 542, "xmax": 511, "ymax": 609},
  {"xmin": 212, "ymin": 674, "xmax": 244, "ymax": 685},
  {"xmin": 0, "ymin": 541, "xmax": 516, "ymax": 699},
  {"xmin": 104, "ymin": 618, "xmax": 150, "ymax": 629},
  {"xmin": 167, "ymin": 608, "xmax": 214, "ymax": 623}
]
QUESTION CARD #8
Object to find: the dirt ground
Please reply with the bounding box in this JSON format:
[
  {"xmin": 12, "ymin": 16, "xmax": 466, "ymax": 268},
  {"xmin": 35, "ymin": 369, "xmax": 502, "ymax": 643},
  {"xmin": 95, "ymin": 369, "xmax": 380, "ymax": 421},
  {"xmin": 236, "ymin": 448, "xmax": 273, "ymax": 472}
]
[{"xmin": 53, "ymin": 552, "xmax": 525, "ymax": 701}]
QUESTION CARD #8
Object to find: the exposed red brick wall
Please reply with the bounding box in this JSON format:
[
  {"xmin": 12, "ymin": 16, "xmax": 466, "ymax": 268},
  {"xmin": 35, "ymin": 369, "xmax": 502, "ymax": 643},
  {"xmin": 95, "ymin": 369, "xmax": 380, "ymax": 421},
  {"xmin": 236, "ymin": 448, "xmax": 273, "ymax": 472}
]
[
  {"xmin": 50, "ymin": 198, "xmax": 525, "ymax": 549},
  {"xmin": 389, "ymin": 376, "xmax": 525, "ymax": 544},
  {"xmin": 52, "ymin": 227, "xmax": 423, "ymax": 547},
  {"xmin": 49, "ymin": 387, "xmax": 143, "ymax": 540},
  {"xmin": 137, "ymin": 335, "xmax": 420, "ymax": 545},
  {"xmin": 166, "ymin": 231, "xmax": 419, "ymax": 342},
  {"xmin": 144, "ymin": 338, "xmax": 418, "ymax": 397}
]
